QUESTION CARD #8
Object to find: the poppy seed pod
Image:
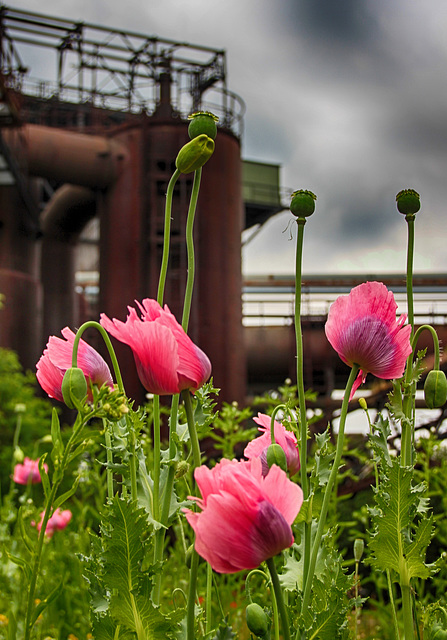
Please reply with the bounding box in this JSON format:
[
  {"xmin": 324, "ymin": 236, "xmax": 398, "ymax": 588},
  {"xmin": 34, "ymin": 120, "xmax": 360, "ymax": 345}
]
[
  {"xmin": 246, "ymin": 603, "xmax": 270, "ymax": 638},
  {"xmin": 188, "ymin": 111, "xmax": 218, "ymax": 140},
  {"xmin": 290, "ymin": 189, "xmax": 316, "ymax": 218},
  {"xmin": 61, "ymin": 367, "xmax": 88, "ymax": 408},
  {"xmin": 424, "ymin": 370, "xmax": 447, "ymax": 409},
  {"xmin": 396, "ymin": 189, "xmax": 420, "ymax": 215},
  {"xmin": 176, "ymin": 134, "xmax": 215, "ymax": 174}
]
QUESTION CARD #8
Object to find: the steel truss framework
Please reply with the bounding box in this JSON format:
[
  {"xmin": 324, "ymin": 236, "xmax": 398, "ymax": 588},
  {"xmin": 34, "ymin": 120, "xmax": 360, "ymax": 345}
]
[{"xmin": 0, "ymin": 5, "xmax": 245, "ymax": 134}]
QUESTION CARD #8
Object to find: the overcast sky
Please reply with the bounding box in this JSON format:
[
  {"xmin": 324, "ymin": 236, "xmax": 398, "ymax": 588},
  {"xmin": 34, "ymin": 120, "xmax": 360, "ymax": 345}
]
[{"xmin": 9, "ymin": 0, "xmax": 447, "ymax": 276}]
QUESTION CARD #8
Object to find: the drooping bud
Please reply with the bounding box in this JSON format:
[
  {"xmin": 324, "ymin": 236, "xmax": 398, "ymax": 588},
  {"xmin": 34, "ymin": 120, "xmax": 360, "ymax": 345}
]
[
  {"xmin": 246, "ymin": 603, "xmax": 270, "ymax": 638},
  {"xmin": 290, "ymin": 189, "xmax": 317, "ymax": 218},
  {"xmin": 188, "ymin": 111, "xmax": 218, "ymax": 140},
  {"xmin": 354, "ymin": 538, "xmax": 365, "ymax": 563},
  {"xmin": 61, "ymin": 367, "xmax": 87, "ymax": 409},
  {"xmin": 176, "ymin": 134, "xmax": 215, "ymax": 174},
  {"xmin": 396, "ymin": 189, "xmax": 420, "ymax": 215},
  {"xmin": 266, "ymin": 443, "xmax": 288, "ymax": 473},
  {"xmin": 424, "ymin": 370, "xmax": 447, "ymax": 409}
]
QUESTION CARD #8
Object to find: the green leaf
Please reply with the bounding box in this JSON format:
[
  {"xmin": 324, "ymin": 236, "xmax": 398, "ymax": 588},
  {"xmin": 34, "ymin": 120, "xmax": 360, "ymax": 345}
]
[
  {"xmin": 50, "ymin": 407, "xmax": 64, "ymax": 465},
  {"xmin": 31, "ymin": 579, "xmax": 64, "ymax": 625},
  {"xmin": 38, "ymin": 453, "xmax": 50, "ymax": 501},
  {"xmin": 101, "ymin": 497, "xmax": 180, "ymax": 638},
  {"xmin": 17, "ymin": 506, "xmax": 35, "ymax": 554},
  {"xmin": 52, "ymin": 476, "xmax": 80, "ymax": 511},
  {"xmin": 211, "ymin": 619, "xmax": 237, "ymax": 640},
  {"xmin": 368, "ymin": 458, "xmax": 434, "ymax": 581},
  {"xmin": 369, "ymin": 413, "xmax": 392, "ymax": 467},
  {"xmin": 6, "ymin": 551, "xmax": 32, "ymax": 581}
]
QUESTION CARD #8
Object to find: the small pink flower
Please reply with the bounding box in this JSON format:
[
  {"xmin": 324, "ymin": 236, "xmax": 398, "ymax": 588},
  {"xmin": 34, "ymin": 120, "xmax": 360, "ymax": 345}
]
[
  {"xmin": 13, "ymin": 457, "xmax": 48, "ymax": 485},
  {"xmin": 36, "ymin": 327, "xmax": 113, "ymax": 402},
  {"xmin": 183, "ymin": 457, "xmax": 303, "ymax": 573},
  {"xmin": 244, "ymin": 413, "xmax": 300, "ymax": 476},
  {"xmin": 325, "ymin": 281, "xmax": 412, "ymax": 400},
  {"xmin": 100, "ymin": 299, "xmax": 211, "ymax": 395},
  {"xmin": 35, "ymin": 508, "xmax": 72, "ymax": 538}
]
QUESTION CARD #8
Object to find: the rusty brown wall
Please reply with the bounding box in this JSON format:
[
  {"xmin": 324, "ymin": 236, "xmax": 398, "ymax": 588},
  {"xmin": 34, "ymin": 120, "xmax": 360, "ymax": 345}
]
[{"xmin": 0, "ymin": 185, "xmax": 42, "ymax": 370}]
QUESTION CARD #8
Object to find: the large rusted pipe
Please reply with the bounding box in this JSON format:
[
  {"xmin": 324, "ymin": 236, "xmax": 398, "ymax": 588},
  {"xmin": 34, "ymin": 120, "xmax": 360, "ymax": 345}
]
[
  {"xmin": 40, "ymin": 184, "xmax": 97, "ymax": 340},
  {"xmin": 3, "ymin": 124, "xmax": 128, "ymax": 188}
]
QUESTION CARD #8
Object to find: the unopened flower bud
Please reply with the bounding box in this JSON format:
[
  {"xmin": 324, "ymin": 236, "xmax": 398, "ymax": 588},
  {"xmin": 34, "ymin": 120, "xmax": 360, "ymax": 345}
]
[
  {"xmin": 266, "ymin": 443, "xmax": 287, "ymax": 472},
  {"xmin": 175, "ymin": 460, "xmax": 190, "ymax": 479},
  {"xmin": 354, "ymin": 538, "xmax": 365, "ymax": 562},
  {"xmin": 13, "ymin": 446, "xmax": 25, "ymax": 463},
  {"xmin": 61, "ymin": 367, "xmax": 87, "ymax": 409},
  {"xmin": 188, "ymin": 111, "xmax": 218, "ymax": 140},
  {"xmin": 396, "ymin": 189, "xmax": 420, "ymax": 215},
  {"xmin": 246, "ymin": 603, "xmax": 269, "ymax": 638},
  {"xmin": 290, "ymin": 189, "xmax": 316, "ymax": 218},
  {"xmin": 358, "ymin": 397, "xmax": 368, "ymax": 411},
  {"xmin": 176, "ymin": 134, "xmax": 215, "ymax": 174},
  {"xmin": 424, "ymin": 370, "xmax": 447, "ymax": 409}
]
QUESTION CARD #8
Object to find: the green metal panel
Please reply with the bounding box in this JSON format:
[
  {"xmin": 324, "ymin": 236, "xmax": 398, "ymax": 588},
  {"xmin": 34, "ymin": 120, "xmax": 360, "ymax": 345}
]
[{"xmin": 242, "ymin": 160, "xmax": 281, "ymax": 206}]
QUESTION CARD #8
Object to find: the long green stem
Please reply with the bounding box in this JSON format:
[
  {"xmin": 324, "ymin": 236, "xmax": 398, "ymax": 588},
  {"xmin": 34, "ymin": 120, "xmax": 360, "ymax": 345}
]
[
  {"xmin": 186, "ymin": 551, "xmax": 200, "ymax": 640},
  {"xmin": 294, "ymin": 218, "xmax": 312, "ymax": 594},
  {"xmin": 104, "ymin": 419, "xmax": 114, "ymax": 501},
  {"xmin": 401, "ymin": 214, "xmax": 415, "ymax": 467},
  {"xmin": 387, "ymin": 569, "xmax": 401, "ymax": 640},
  {"xmin": 152, "ymin": 395, "xmax": 161, "ymax": 524},
  {"xmin": 182, "ymin": 167, "xmax": 201, "ymax": 329},
  {"xmin": 266, "ymin": 557, "xmax": 291, "ymax": 640},
  {"xmin": 300, "ymin": 365, "xmax": 359, "ymax": 615},
  {"xmin": 24, "ymin": 415, "xmax": 87, "ymax": 640},
  {"xmin": 157, "ymin": 168, "xmax": 181, "ymax": 305},
  {"xmin": 401, "ymin": 583, "xmax": 415, "ymax": 640}
]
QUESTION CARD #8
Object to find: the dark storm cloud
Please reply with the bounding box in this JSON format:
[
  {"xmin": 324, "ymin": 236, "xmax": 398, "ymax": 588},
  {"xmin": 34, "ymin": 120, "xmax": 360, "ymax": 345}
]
[{"xmin": 286, "ymin": 0, "xmax": 379, "ymax": 46}]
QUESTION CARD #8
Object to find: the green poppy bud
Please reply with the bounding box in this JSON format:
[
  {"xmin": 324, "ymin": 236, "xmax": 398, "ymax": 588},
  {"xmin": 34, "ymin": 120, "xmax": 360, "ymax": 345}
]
[
  {"xmin": 290, "ymin": 189, "xmax": 317, "ymax": 218},
  {"xmin": 176, "ymin": 134, "xmax": 215, "ymax": 174},
  {"xmin": 354, "ymin": 538, "xmax": 365, "ymax": 562},
  {"xmin": 246, "ymin": 603, "xmax": 270, "ymax": 638},
  {"xmin": 188, "ymin": 111, "xmax": 218, "ymax": 140},
  {"xmin": 266, "ymin": 443, "xmax": 287, "ymax": 472},
  {"xmin": 358, "ymin": 397, "xmax": 368, "ymax": 411},
  {"xmin": 424, "ymin": 370, "xmax": 447, "ymax": 409},
  {"xmin": 61, "ymin": 367, "xmax": 87, "ymax": 409},
  {"xmin": 396, "ymin": 189, "xmax": 420, "ymax": 215}
]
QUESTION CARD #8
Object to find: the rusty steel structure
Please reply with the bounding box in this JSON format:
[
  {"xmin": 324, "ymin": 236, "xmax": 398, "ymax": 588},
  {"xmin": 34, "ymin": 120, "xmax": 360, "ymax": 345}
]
[{"xmin": 0, "ymin": 5, "xmax": 248, "ymax": 403}]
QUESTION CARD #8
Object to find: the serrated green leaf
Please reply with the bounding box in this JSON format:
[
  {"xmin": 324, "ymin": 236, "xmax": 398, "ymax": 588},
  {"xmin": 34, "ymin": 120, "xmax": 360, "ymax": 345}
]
[
  {"xmin": 102, "ymin": 497, "xmax": 180, "ymax": 638},
  {"xmin": 369, "ymin": 413, "xmax": 392, "ymax": 467},
  {"xmin": 211, "ymin": 619, "xmax": 237, "ymax": 640},
  {"xmin": 369, "ymin": 458, "xmax": 434, "ymax": 581}
]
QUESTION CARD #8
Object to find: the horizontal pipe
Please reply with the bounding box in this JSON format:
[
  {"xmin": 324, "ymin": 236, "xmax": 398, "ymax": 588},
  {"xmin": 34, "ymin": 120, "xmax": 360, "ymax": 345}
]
[{"xmin": 3, "ymin": 124, "xmax": 128, "ymax": 188}]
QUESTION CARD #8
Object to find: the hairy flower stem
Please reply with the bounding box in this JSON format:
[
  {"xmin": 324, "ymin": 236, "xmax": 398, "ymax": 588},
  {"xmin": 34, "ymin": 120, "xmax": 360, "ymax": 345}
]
[
  {"xmin": 294, "ymin": 218, "xmax": 311, "ymax": 590},
  {"xmin": 182, "ymin": 167, "xmax": 202, "ymax": 328},
  {"xmin": 266, "ymin": 557, "xmax": 291, "ymax": 640},
  {"xmin": 402, "ymin": 213, "xmax": 416, "ymax": 467},
  {"xmin": 300, "ymin": 364, "xmax": 359, "ymax": 618},
  {"xmin": 152, "ymin": 168, "xmax": 181, "ymax": 566},
  {"xmin": 387, "ymin": 569, "xmax": 401, "ymax": 640}
]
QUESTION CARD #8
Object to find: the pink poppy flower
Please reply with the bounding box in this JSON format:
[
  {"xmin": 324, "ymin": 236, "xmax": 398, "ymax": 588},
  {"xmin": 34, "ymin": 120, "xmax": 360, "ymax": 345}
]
[
  {"xmin": 244, "ymin": 413, "xmax": 300, "ymax": 476},
  {"xmin": 184, "ymin": 457, "xmax": 303, "ymax": 573},
  {"xmin": 35, "ymin": 508, "xmax": 72, "ymax": 538},
  {"xmin": 36, "ymin": 327, "xmax": 113, "ymax": 402},
  {"xmin": 100, "ymin": 299, "xmax": 211, "ymax": 395},
  {"xmin": 13, "ymin": 457, "xmax": 48, "ymax": 485},
  {"xmin": 325, "ymin": 281, "xmax": 412, "ymax": 400}
]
